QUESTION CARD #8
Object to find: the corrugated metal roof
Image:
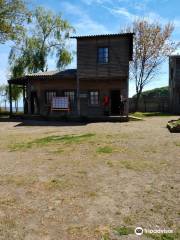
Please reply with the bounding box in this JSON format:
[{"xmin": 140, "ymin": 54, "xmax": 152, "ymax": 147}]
[
  {"xmin": 169, "ymin": 55, "xmax": 180, "ymax": 58},
  {"xmin": 8, "ymin": 69, "xmax": 77, "ymax": 84},
  {"xmin": 26, "ymin": 70, "xmax": 59, "ymax": 76},
  {"xmin": 71, "ymin": 33, "xmax": 134, "ymax": 39},
  {"xmin": 26, "ymin": 69, "xmax": 76, "ymax": 77}
]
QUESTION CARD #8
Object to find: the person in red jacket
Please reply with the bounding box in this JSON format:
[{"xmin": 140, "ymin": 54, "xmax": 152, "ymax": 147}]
[{"xmin": 103, "ymin": 95, "xmax": 109, "ymax": 115}]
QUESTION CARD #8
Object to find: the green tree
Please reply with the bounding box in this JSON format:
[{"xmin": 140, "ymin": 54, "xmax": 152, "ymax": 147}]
[
  {"xmin": 0, "ymin": 0, "xmax": 30, "ymax": 43},
  {"xmin": 4, "ymin": 84, "xmax": 22, "ymax": 112},
  {"xmin": 132, "ymin": 86, "xmax": 169, "ymax": 99},
  {"xmin": 0, "ymin": 84, "xmax": 22, "ymax": 112},
  {"xmin": 11, "ymin": 85, "xmax": 22, "ymax": 112},
  {"xmin": 9, "ymin": 6, "xmax": 74, "ymax": 77},
  {"xmin": 0, "ymin": 85, "xmax": 8, "ymax": 110},
  {"xmin": 125, "ymin": 20, "xmax": 179, "ymax": 111}
]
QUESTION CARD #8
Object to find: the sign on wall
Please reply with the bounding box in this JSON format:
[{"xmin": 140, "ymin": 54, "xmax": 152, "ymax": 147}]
[{"xmin": 51, "ymin": 97, "xmax": 69, "ymax": 110}]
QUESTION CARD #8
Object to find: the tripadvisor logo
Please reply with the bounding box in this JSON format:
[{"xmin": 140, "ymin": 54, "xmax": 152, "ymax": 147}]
[
  {"xmin": 134, "ymin": 227, "xmax": 174, "ymax": 236},
  {"xmin": 135, "ymin": 227, "xmax": 143, "ymax": 236}
]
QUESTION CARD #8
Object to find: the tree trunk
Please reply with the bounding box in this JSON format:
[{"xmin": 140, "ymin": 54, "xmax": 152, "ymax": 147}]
[{"xmin": 15, "ymin": 100, "xmax": 18, "ymax": 112}]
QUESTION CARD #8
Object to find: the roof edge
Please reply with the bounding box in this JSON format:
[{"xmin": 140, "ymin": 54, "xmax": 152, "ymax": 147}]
[{"xmin": 71, "ymin": 33, "xmax": 134, "ymax": 39}]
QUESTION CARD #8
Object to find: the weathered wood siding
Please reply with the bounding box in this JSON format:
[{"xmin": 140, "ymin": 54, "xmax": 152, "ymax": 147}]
[
  {"xmin": 29, "ymin": 77, "xmax": 128, "ymax": 117},
  {"xmin": 175, "ymin": 58, "xmax": 180, "ymax": 82},
  {"xmin": 169, "ymin": 56, "xmax": 180, "ymax": 114},
  {"xmin": 77, "ymin": 35, "xmax": 132, "ymax": 79}
]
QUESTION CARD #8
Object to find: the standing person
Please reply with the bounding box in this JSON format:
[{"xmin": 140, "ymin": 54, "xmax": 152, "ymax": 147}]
[
  {"xmin": 103, "ymin": 95, "xmax": 109, "ymax": 115},
  {"xmin": 119, "ymin": 95, "xmax": 124, "ymax": 115}
]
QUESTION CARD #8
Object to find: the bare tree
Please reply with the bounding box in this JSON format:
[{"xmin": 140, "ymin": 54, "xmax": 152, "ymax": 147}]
[{"xmin": 126, "ymin": 19, "xmax": 179, "ymax": 111}]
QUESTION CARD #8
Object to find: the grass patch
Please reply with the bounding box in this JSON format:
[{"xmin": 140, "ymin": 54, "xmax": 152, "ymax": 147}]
[
  {"xmin": 96, "ymin": 146, "xmax": 113, "ymax": 154},
  {"xmin": 114, "ymin": 226, "xmax": 133, "ymax": 236},
  {"xmin": 120, "ymin": 159, "xmax": 157, "ymax": 171},
  {"xmin": 0, "ymin": 215, "xmax": 16, "ymax": 229},
  {"xmin": 53, "ymin": 148, "xmax": 64, "ymax": 154},
  {"xmin": 86, "ymin": 191, "xmax": 97, "ymax": 198},
  {"xmin": 43, "ymin": 178, "xmax": 70, "ymax": 190},
  {"xmin": 174, "ymin": 142, "xmax": 180, "ymax": 147},
  {"xmin": 130, "ymin": 112, "xmax": 174, "ymax": 118},
  {"xmin": 0, "ymin": 197, "xmax": 17, "ymax": 207},
  {"xmin": 123, "ymin": 216, "xmax": 134, "ymax": 225},
  {"xmin": 10, "ymin": 133, "xmax": 95, "ymax": 151},
  {"xmin": 106, "ymin": 160, "xmax": 114, "ymax": 167},
  {"xmin": 101, "ymin": 235, "xmax": 110, "ymax": 240}
]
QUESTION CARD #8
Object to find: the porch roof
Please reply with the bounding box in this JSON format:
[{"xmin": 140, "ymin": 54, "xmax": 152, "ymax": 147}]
[{"xmin": 8, "ymin": 69, "xmax": 77, "ymax": 85}]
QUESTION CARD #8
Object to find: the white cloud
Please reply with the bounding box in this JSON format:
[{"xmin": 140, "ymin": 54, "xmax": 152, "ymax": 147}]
[
  {"xmin": 108, "ymin": 7, "xmax": 138, "ymax": 20},
  {"xmin": 62, "ymin": 2, "xmax": 111, "ymax": 35},
  {"xmin": 106, "ymin": 6, "xmax": 173, "ymax": 25}
]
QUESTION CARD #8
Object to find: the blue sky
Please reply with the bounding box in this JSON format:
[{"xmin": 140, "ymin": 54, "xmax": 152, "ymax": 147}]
[{"xmin": 1, "ymin": 0, "xmax": 180, "ymax": 97}]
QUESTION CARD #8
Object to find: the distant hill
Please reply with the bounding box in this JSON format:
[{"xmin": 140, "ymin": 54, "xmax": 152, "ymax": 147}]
[{"xmin": 132, "ymin": 86, "xmax": 169, "ymax": 99}]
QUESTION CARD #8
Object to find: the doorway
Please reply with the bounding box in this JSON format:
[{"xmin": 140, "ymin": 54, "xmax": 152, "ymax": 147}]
[
  {"xmin": 30, "ymin": 91, "xmax": 39, "ymax": 114},
  {"xmin": 111, "ymin": 90, "xmax": 120, "ymax": 115}
]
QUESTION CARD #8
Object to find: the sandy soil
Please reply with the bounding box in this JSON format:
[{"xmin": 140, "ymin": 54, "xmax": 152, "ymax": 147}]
[{"xmin": 0, "ymin": 116, "xmax": 179, "ymax": 240}]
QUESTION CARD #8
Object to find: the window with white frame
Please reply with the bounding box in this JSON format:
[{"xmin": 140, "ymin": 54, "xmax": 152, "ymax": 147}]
[
  {"xmin": 45, "ymin": 91, "xmax": 57, "ymax": 104},
  {"xmin": 89, "ymin": 91, "xmax": 99, "ymax": 105},
  {"xmin": 64, "ymin": 90, "xmax": 75, "ymax": 103}
]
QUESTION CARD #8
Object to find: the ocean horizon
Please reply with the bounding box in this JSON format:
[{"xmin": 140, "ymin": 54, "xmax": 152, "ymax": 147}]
[{"xmin": 0, "ymin": 107, "xmax": 24, "ymax": 112}]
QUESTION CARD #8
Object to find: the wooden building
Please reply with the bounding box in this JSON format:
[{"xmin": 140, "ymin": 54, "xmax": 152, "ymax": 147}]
[
  {"xmin": 8, "ymin": 33, "xmax": 133, "ymax": 119},
  {"xmin": 169, "ymin": 55, "xmax": 180, "ymax": 114}
]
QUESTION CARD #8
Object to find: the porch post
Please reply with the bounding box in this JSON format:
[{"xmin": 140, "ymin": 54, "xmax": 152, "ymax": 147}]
[
  {"xmin": 77, "ymin": 74, "xmax": 81, "ymax": 116},
  {"xmin": 9, "ymin": 83, "xmax": 12, "ymax": 117},
  {"xmin": 27, "ymin": 82, "xmax": 31, "ymax": 114},
  {"xmin": 126, "ymin": 75, "xmax": 129, "ymax": 117},
  {"xmin": 23, "ymin": 85, "xmax": 25, "ymax": 114}
]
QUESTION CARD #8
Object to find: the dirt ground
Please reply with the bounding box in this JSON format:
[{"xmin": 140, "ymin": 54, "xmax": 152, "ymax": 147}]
[{"xmin": 0, "ymin": 116, "xmax": 179, "ymax": 240}]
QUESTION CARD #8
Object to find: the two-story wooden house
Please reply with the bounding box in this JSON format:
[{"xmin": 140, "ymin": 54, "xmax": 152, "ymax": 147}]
[
  {"xmin": 8, "ymin": 33, "xmax": 133, "ymax": 118},
  {"xmin": 169, "ymin": 55, "xmax": 180, "ymax": 114}
]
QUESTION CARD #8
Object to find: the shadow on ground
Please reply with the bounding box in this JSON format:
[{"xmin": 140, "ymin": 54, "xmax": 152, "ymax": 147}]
[
  {"xmin": 0, "ymin": 115, "xmax": 129, "ymax": 127},
  {"xmin": 15, "ymin": 120, "xmax": 87, "ymax": 127},
  {"xmin": 0, "ymin": 117, "xmax": 87, "ymax": 127}
]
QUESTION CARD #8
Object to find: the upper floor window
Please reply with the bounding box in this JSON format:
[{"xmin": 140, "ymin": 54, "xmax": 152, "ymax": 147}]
[
  {"xmin": 45, "ymin": 90, "xmax": 57, "ymax": 104},
  {"xmin": 98, "ymin": 47, "xmax": 109, "ymax": 64},
  {"xmin": 64, "ymin": 90, "xmax": 75, "ymax": 103}
]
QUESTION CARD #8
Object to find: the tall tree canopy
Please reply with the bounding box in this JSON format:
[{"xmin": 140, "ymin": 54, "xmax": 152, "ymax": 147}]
[
  {"xmin": 9, "ymin": 6, "xmax": 74, "ymax": 77},
  {"xmin": 126, "ymin": 19, "xmax": 179, "ymax": 110},
  {"xmin": 0, "ymin": 0, "xmax": 30, "ymax": 43}
]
